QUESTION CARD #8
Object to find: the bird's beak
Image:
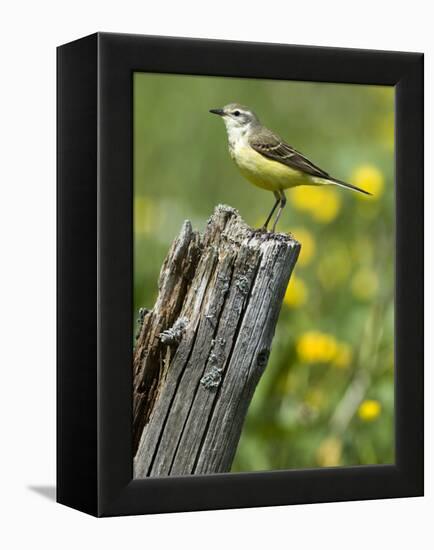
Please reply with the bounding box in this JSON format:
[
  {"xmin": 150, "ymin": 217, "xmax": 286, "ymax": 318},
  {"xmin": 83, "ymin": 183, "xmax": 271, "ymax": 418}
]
[{"xmin": 209, "ymin": 108, "xmax": 225, "ymax": 116}]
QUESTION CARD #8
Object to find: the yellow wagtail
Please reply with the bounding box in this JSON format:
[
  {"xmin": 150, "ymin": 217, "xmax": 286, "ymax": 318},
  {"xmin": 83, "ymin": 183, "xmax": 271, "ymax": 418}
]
[{"xmin": 210, "ymin": 103, "xmax": 371, "ymax": 232}]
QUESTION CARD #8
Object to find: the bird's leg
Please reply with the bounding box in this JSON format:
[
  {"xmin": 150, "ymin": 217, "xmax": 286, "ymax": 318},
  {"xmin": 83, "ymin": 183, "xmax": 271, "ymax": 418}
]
[
  {"xmin": 262, "ymin": 191, "xmax": 281, "ymax": 231},
  {"xmin": 272, "ymin": 190, "xmax": 287, "ymax": 233}
]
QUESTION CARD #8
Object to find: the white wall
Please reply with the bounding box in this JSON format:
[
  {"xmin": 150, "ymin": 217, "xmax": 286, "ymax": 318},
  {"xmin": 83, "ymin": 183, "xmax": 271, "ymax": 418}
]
[{"xmin": 1, "ymin": 1, "xmax": 431, "ymax": 548}]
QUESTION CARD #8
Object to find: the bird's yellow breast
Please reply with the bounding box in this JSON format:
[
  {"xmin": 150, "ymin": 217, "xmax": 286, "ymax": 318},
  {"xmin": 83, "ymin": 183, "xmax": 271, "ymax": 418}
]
[{"xmin": 231, "ymin": 144, "xmax": 312, "ymax": 192}]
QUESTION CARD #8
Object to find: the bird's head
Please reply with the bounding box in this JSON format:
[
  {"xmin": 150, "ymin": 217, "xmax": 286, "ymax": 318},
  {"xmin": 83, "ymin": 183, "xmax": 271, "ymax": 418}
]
[{"xmin": 209, "ymin": 103, "xmax": 260, "ymax": 134}]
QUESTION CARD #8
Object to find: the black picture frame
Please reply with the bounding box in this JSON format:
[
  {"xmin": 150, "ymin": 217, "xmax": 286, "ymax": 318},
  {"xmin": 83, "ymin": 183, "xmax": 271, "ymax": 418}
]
[{"xmin": 57, "ymin": 32, "xmax": 424, "ymax": 517}]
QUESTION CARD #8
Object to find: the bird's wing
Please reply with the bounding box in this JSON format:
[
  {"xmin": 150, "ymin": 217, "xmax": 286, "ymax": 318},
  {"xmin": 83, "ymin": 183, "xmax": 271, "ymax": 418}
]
[{"xmin": 249, "ymin": 127, "xmax": 330, "ymax": 179}]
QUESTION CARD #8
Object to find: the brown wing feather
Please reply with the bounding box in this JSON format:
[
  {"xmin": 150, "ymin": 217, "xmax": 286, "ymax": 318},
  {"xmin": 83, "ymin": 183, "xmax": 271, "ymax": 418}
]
[
  {"xmin": 249, "ymin": 127, "xmax": 372, "ymax": 195},
  {"xmin": 249, "ymin": 127, "xmax": 330, "ymax": 180}
]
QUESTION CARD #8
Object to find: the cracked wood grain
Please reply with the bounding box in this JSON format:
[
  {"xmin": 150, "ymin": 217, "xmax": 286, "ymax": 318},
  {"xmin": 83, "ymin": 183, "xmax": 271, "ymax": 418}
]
[{"xmin": 133, "ymin": 205, "xmax": 300, "ymax": 477}]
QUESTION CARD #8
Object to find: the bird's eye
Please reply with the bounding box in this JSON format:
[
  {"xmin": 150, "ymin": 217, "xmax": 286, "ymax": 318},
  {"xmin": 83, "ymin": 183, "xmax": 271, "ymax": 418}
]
[{"xmin": 233, "ymin": 110, "xmax": 240, "ymax": 116}]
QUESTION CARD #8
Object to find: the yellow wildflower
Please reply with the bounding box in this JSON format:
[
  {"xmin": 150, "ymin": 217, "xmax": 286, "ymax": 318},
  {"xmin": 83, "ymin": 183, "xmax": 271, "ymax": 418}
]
[
  {"xmin": 316, "ymin": 436, "xmax": 342, "ymax": 467},
  {"xmin": 358, "ymin": 400, "xmax": 381, "ymax": 421},
  {"xmin": 290, "ymin": 187, "xmax": 341, "ymax": 223},
  {"xmin": 291, "ymin": 227, "xmax": 316, "ymax": 267},
  {"xmin": 351, "ymin": 267, "xmax": 379, "ymax": 301},
  {"xmin": 311, "ymin": 189, "xmax": 341, "ymax": 223},
  {"xmin": 296, "ymin": 331, "xmax": 338, "ymax": 364},
  {"xmin": 290, "ymin": 186, "xmax": 319, "ymax": 212},
  {"xmin": 284, "ymin": 275, "xmax": 308, "ymax": 308},
  {"xmin": 350, "ymin": 164, "xmax": 385, "ymax": 199}
]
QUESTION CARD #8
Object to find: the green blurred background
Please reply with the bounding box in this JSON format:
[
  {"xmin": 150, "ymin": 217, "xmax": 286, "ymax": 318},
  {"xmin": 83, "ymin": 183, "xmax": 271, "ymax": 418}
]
[{"xmin": 134, "ymin": 72, "xmax": 395, "ymax": 471}]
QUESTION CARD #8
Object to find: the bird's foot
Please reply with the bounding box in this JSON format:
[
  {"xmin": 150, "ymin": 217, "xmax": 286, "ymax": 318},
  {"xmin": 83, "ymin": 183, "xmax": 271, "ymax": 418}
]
[{"xmin": 254, "ymin": 225, "xmax": 269, "ymax": 234}]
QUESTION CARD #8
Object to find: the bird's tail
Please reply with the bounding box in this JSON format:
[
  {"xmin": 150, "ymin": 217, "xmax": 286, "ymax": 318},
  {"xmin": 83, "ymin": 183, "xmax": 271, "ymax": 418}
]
[{"xmin": 327, "ymin": 177, "xmax": 372, "ymax": 196}]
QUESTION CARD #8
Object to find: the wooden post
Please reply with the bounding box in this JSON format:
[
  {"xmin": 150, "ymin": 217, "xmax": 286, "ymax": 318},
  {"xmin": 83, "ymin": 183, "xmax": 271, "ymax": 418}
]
[{"xmin": 133, "ymin": 205, "xmax": 300, "ymax": 477}]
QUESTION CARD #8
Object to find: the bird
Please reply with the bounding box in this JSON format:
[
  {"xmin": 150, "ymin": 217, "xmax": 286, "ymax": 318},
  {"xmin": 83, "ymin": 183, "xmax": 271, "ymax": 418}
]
[{"xmin": 209, "ymin": 103, "xmax": 371, "ymax": 232}]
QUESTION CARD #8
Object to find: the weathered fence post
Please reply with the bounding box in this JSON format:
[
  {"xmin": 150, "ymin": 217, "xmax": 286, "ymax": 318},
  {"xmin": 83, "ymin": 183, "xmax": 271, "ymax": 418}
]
[{"xmin": 133, "ymin": 205, "xmax": 300, "ymax": 477}]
